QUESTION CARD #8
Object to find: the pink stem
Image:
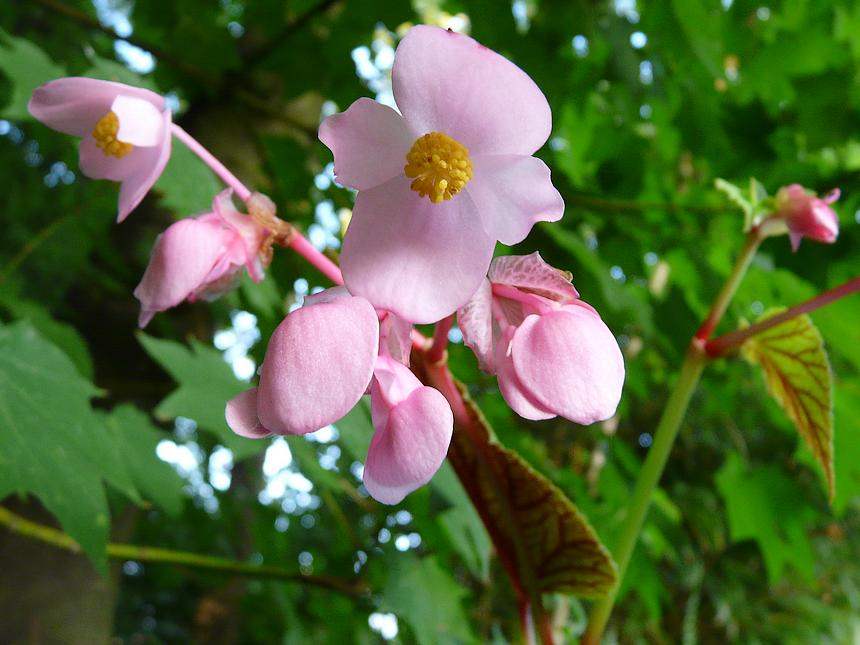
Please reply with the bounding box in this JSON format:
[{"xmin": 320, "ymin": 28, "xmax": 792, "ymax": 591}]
[
  {"xmin": 171, "ymin": 124, "xmax": 252, "ymax": 202},
  {"xmin": 172, "ymin": 122, "xmax": 345, "ymax": 286},
  {"xmin": 705, "ymin": 276, "xmax": 860, "ymax": 357},
  {"xmin": 427, "ymin": 314, "xmax": 454, "ymax": 364}
]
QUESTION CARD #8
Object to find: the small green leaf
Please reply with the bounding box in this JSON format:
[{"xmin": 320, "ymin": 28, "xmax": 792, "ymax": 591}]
[
  {"xmin": 0, "ymin": 29, "xmax": 64, "ymax": 120},
  {"xmin": 380, "ymin": 554, "xmax": 474, "ymax": 645},
  {"xmin": 103, "ymin": 405, "xmax": 185, "ymax": 516},
  {"xmin": 741, "ymin": 309, "xmax": 834, "ymax": 500},
  {"xmin": 715, "ymin": 178, "xmax": 753, "ymax": 230},
  {"xmin": 137, "ymin": 333, "xmax": 263, "ymax": 460},
  {"xmin": 716, "ymin": 454, "xmax": 816, "ymax": 583},
  {"xmin": 421, "ymin": 367, "xmax": 617, "ymax": 598}
]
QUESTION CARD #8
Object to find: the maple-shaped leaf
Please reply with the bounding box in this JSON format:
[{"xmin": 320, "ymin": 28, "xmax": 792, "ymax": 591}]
[
  {"xmin": 741, "ymin": 308, "xmax": 834, "ymax": 500},
  {"xmin": 417, "ymin": 357, "xmax": 617, "ymax": 599}
]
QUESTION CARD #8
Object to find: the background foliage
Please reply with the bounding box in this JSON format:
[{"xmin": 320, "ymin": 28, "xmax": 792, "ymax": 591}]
[{"xmin": 1, "ymin": 0, "xmax": 858, "ymax": 642}]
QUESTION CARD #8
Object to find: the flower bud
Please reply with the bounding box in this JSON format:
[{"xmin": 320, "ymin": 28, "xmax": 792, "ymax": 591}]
[{"xmin": 774, "ymin": 184, "xmax": 840, "ymax": 251}]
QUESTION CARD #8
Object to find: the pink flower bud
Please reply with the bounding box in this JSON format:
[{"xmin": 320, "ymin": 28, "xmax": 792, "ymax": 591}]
[
  {"xmin": 28, "ymin": 77, "xmax": 172, "ymax": 222},
  {"xmin": 458, "ymin": 253, "xmax": 625, "ymax": 425},
  {"xmin": 365, "ymin": 357, "xmax": 453, "ymax": 504},
  {"xmin": 225, "ymin": 287, "xmax": 452, "ymax": 504},
  {"xmin": 775, "ymin": 184, "xmax": 840, "ymax": 251},
  {"xmin": 134, "ymin": 190, "xmax": 267, "ymax": 327}
]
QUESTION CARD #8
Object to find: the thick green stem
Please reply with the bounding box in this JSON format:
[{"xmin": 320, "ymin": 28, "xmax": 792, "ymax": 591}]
[
  {"xmin": 583, "ymin": 342, "xmax": 708, "ymax": 643},
  {"xmin": 0, "ymin": 506, "xmax": 365, "ymax": 597}
]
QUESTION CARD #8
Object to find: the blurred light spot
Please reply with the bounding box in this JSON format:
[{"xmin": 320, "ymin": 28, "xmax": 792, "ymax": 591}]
[
  {"xmin": 751, "ymin": 301, "xmax": 764, "ymax": 316},
  {"xmin": 638, "ymin": 432, "xmax": 653, "ymax": 448},
  {"xmin": 512, "ymin": 0, "xmax": 531, "ymax": 32},
  {"xmin": 378, "ymin": 527, "xmax": 391, "ymax": 544},
  {"xmin": 644, "ymin": 251, "xmax": 658, "ymax": 266},
  {"xmin": 208, "ymin": 445, "xmax": 234, "ymax": 492},
  {"xmin": 300, "ymin": 514, "xmax": 316, "ymax": 528},
  {"xmin": 123, "ymin": 560, "xmax": 142, "ymax": 576},
  {"xmin": 298, "ymin": 551, "xmax": 313, "ymax": 567},
  {"xmin": 639, "ymin": 60, "xmax": 654, "ymax": 84},
  {"xmin": 394, "ymin": 534, "xmax": 410, "ymax": 551},
  {"xmin": 114, "ymin": 40, "xmax": 155, "ymax": 73},
  {"xmin": 630, "ymin": 31, "xmax": 647, "ymax": 49},
  {"xmin": 227, "ymin": 21, "xmax": 245, "ymax": 38},
  {"xmin": 722, "ymin": 0, "xmax": 733, "ymax": 8},
  {"xmin": 610, "ymin": 266, "xmax": 626, "ymax": 282},
  {"xmin": 321, "ymin": 100, "xmax": 339, "ymax": 119},
  {"xmin": 572, "ymin": 34, "xmax": 589, "ymax": 58},
  {"xmin": 614, "ymin": 0, "xmax": 640, "ymax": 23},
  {"xmin": 307, "ymin": 424, "xmax": 338, "ymax": 443},
  {"xmin": 369, "ymin": 613, "xmax": 399, "ymax": 640},
  {"xmin": 639, "ymin": 104, "xmax": 652, "ymax": 119},
  {"xmin": 408, "ymin": 532, "xmax": 421, "ymax": 548},
  {"xmin": 448, "ymin": 326, "xmax": 463, "ymax": 344},
  {"xmin": 275, "ymin": 516, "xmax": 290, "ymax": 532},
  {"xmin": 395, "ymin": 510, "xmax": 412, "ymax": 525},
  {"xmin": 756, "ymin": 6, "xmax": 771, "ymax": 20}
]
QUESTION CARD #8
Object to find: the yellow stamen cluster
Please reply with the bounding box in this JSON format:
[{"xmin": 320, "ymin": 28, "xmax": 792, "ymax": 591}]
[
  {"xmin": 404, "ymin": 132, "xmax": 472, "ymax": 203},
  {"xmin": 92, "ymin": 111, "xmax": 133, "ymax": 158}
]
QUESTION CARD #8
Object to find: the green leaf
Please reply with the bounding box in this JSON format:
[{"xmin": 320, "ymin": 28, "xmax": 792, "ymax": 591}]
[
  {"xmin": 716, "ymin": 453, "xmax": 816, "ymax": 583},
  {"xmin": 137, "ymin": 333, "xmax": 263, "ymax": 460},
  {"xmin": 741, "ymin": 309, "xmax": 834, "ymax": 500},
  {"xmin": 833, "ymin": 380, "xmax": 860, "ymax": 514},
  {"xmin": 103, "ymin": 405, "xmax": 185, "ymax": 516},
  {"xmin": 154, "ymin": 138, "xmax": 222, "ymax": 216},
  {"xmin": 0, "ymin": 322, "xmax": 134, "ymax": 572},
  {"xmin": 420, "ymin": 364, "xmax": 617, "ymax": 598},
  {"xmin": 714, "ymin": 178, "xmax": 753, "ymax": 230},
  {"xmin": 0, "ymin": 29, "xmax": 64, "ymax": 120},
  {"xmin": 380, "ymin": 553, "xmax": 474, "ymax": 645}
]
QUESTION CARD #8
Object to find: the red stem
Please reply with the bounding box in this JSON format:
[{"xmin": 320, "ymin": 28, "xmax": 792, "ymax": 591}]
[
  {"xmin": 706, "ymin": 276, "xmax": 860, "ymax": 357},
  {"xmin": 426, "ymin": 315, "xmax": 454, "ymax": 363}
]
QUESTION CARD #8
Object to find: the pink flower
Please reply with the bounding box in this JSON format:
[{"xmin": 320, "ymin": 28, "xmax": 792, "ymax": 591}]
[
  {"xmin": 775, "ymin": 184, "xmax": 840, "ymax": 251},
  {"xmin": 28, "ymin": 77, "xmax": 172, "ymax": 222},
  {"xmin": 225, "ymin": 287, "xmax": 453, "ymax": 504},
  {"xmin": 458, "ymin": 253, "xmax": 624, "ymax": 424},
  {"xmin": 319, "ymin": 26, "xmax": 563, "ymax": 324},
  {"xmin": 134, "ymin": 190, "xmax": 267, "ymax": 327}
]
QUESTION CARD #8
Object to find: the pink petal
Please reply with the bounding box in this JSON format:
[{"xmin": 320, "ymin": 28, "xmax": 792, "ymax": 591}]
[
  {"xmin": 494, "ymin": 327, "xmax": 555, "ymax": 420},
  {"xmin": 28, "ymin": 77, "xmax": 165, "ymax": 137},
  {"xmin": 489, "ymin": 252, "xmax": 578, "ymax": 302},
  {"xmin": 318, "ymin": 97, "xmax": 415, "ymax": 191},
  {"xmin": 133, "ymin": 215, "xmax": 233, "ymax": 327},
  {"xmin": 226, "ymin": 388, "xmax": 272, "ymax": 438},
  {"xmin": 256, "ymin": 296, "xmax": 379, "ymax": 435},
  {"xmin": 212, "ymin": 189, "xmax": 266, "ymax": 280},
  {"xmin": 467, "ymin": 155, "xmax": 563, "ymax": 245},
  {"xmin": 511, "ymin": 307, "xmax": 624, "ymax": 425},
  {"xmin": 117, "ymin": 110, "xmax": 173, "ymax": 222},
  {"xmin": 364, "ymin": 364, "xmax": 453, "ymax": 504},
  {"xmin": 457, "ymin": 278, "xmax": 495, "ymax": 373},
  {"xmin": 341, "ymin": 175, "xmax": 494, "ymax": 324},
  {"xmin": 112, "ymin": 94, "xmax": 166, "ymax": 147},
  {"xmin": 392, "ymin": 26, "xmax": 551, "ymax": 156},
  {"xmin": 379, "ymin": 312, "xmax": 414, "ymax": 367},
  {"xmin": 303, "ymin": 285, "xmax": 351, "ymax": 307}
]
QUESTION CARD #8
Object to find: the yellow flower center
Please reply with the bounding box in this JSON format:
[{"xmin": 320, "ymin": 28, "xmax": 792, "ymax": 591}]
[
  {"xmin": 92, "ymin": 111, "xmax": 133, "ymax": 158},
  {"xmin": 404, "ymin": 132, "xmax": 473, "ymax": 203}
]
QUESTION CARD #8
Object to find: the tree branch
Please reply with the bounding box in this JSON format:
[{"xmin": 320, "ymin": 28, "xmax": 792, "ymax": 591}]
[{"xmin": 0, "ymin": 505, "xmax": 367, "ymax": 598}]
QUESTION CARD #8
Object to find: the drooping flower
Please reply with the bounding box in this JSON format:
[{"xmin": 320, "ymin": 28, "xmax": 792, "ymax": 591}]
[
  {"xmin": 225, "ymin": 287, "xmax": 453, "ymax": 504},
  {"xmin": 773, "ymin": 184, "xmax": 840, "ymax": 251},
  {"xmin": 458, "ymin": 253, "xmax": 624, "ymax": 424},
  {"xmin": 28, "ymin": 77, "xmax": 172, "ymax": 222},
  {"xmin": 134, "ymin": 189, "xmax": 268, "ymax": 327},
  {"xmin": 319, "ymin": 25, "xmax": 563, "ymax": 324}
]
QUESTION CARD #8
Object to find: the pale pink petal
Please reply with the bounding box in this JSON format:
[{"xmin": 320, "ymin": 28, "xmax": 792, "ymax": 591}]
[
  {"xmin": 303, "ymin": 285, "xmax": 351, "ymax": 307},
  {"xmin": 133, "ymin": 216, "xmax": 233, "ymax": 327},
  {"xmin": 341, "ymin": 175, "xmax": 494, "ymax": 324},
  {"xmin": 489, "ymin": 252, "xmax": 578, "ymax": 303},
  {"xmin": 379, "ymin": 312, "xmax": 414, "ymax": 367},
  {"xmin": 256, "ymin": 296, "xmax": 379, "ymax": 435},
  {"xmin": 467, "ymin": 156, "xmax": 563, "ymax": 245},
  {"xmin": 28, "ymin": 77, "xmax": 165, "ymax": 137},
  {"xmin": 112, "ymin": 95, "xmax": 166, "ymax": 147},
  {"xmin": 319, "ymin": 97, "xmax": 415, "ymax": 190},
  {"xmin": 494, "ymin": 328, "xmax": 555, "ymax": 420},
  {"xmin": 511, "ymin": 307, "xmax": 625, "ymax": 425},
  {"xmin": 79, "ymin": 136, "xmax": 145, "ymax": 181},
  {"xmin": 457, "ymin": 278, "xmax": 495, "ymax": 373},
  {"xmin": 226, "ymin": 388, "xmax": 272, "ymax": 438},
  {"xmin": 392, "ymin": 26, "xmax": 551, "ymax": 156},
  {"xmin": 211, "ymin": 189, "xmax": 266, "ymax": 279},
  {"xmin": 117, "ymin": 110, "xmax": 173, "ymax": 222},
  {"xmin": 364, "ymin": 361, "xmax": 453, "ymax": 504}
]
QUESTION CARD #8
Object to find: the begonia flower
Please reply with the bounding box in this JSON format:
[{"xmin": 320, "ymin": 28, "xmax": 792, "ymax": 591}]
[
  {"xmin": 225, "ymin": 287, "xmax": 453, "ymax": 504},
  {"xmin": 28, "ymin": 77, "xmax": 172, "ymax": 222},
  {"xmin": 773, "ymin": 184, "xmax": 840, "ymax": 251},
  {"xmin": 134, "ymin": 189, "xmax": 268, "ymax": 327},
  {"xmin": 319, "ymin": 25, "xmax": 563, "ymax": 324},
  {"xmin": 458, "ymin": 253, "xmax": 624, "ymax": 424}
]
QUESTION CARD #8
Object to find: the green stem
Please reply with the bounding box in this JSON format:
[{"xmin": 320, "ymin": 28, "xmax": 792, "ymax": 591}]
[
  {"xmin": 0, "ymin": 506, "xmax": 365, "ymax": 597},
  {"xmin": 695, "ymin": 227, "xmax": 764, "ymax": 340},
  {"xmin": 583, "ymin": 342, "xmax": 708, "ymax": 643}
]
